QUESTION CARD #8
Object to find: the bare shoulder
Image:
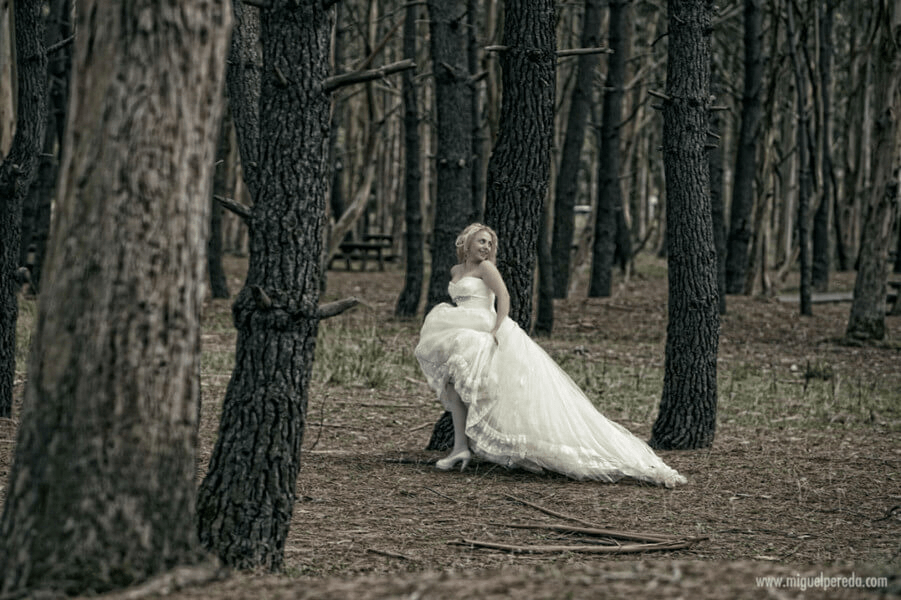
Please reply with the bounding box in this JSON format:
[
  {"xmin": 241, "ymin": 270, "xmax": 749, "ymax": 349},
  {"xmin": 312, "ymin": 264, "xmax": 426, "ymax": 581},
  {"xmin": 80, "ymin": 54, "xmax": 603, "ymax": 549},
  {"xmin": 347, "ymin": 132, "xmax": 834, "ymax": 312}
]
[{"xmin": 477, "ymin": 260, "xmax": 501, "ymax": 279}]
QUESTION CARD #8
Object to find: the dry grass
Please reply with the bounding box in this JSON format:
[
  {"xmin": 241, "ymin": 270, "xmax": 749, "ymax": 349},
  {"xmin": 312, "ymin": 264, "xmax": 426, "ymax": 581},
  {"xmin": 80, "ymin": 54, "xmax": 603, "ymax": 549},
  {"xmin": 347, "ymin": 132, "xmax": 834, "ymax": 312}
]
[{"xmin": 2, "ymin": 254, "xmax": 900, "ymax": 599}]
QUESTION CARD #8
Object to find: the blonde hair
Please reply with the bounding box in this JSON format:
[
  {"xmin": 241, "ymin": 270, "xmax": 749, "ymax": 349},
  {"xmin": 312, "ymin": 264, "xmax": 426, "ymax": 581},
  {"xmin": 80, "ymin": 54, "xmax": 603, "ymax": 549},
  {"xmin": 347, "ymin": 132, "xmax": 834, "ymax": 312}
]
[{"xmin": 455, "ymin": 223, "xmax": 498, "ymax": 264}]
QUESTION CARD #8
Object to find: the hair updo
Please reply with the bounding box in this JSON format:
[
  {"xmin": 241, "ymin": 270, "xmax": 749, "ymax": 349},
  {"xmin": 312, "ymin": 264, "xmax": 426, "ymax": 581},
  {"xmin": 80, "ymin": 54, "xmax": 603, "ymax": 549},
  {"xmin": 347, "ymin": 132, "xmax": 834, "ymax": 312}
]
[{"xmin": 454, "ymin": 223, "xmax": 499, "ymax": 264}]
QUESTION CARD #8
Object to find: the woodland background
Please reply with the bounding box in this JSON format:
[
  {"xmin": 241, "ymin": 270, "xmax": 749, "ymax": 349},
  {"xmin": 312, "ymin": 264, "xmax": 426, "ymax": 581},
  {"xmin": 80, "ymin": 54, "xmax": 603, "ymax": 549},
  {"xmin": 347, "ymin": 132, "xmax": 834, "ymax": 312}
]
[{"xmin": 0, "ymin": 0, "xmax": 899, "ymax": 598}]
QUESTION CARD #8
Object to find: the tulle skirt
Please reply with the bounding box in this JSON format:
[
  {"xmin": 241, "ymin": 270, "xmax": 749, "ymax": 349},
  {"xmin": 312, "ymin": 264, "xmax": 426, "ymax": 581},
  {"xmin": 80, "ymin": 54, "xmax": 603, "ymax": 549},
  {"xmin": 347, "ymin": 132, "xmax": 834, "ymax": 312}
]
[{"xmin": 415, "ymin": 304, "xmax": 687, "ymax": 487}]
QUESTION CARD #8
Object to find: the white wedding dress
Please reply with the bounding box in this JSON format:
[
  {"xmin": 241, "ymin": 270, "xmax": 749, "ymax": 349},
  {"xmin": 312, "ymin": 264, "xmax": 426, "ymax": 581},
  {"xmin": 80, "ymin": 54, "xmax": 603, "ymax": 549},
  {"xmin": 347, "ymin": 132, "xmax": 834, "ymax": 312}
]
[{"xmin": 415, "ymin": 276, "xmax": 687, "ymax": 487}]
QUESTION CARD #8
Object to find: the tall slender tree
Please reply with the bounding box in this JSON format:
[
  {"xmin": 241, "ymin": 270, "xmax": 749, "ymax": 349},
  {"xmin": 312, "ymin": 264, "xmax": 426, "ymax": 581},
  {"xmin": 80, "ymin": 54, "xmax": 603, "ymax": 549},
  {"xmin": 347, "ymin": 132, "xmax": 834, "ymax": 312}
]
[
  {"xmin": 786, "ymin": 0, "xmax": 813, "ymax": 316},
  {"xmin": 649, "ymin": 0, "xmax": 718, "ymax": 450},
  {"xmin": 724, "ymin": 0, "xmax": 763, "ymax": 295},
  {"xmin": 0, "ymin": 0, "xmax": 231, "ymax": 594},
  {"xmin": 846, "ymin": 0, "xmax": 901, "ymax": 341},
  {"xmin": 0, "ymin": 0, "xmax": 47, "ymax": 418},
  {"xmin": 812, "ymin": 0, "xmax": 835, "ymax": 292},
  {"xmin": 484, "ymin": 0, "xmax": 556, "ymax": 329},
  {"xmin": 551, "ymin": 0, "xmax": 603, "ymax": 299},
  {"xmin": 395, "ymin": 3, "xmax": 425, "ymax": 317},
  {"xmin": 589, "ymin": 0, "xmax": 630, "ymax": 298}
]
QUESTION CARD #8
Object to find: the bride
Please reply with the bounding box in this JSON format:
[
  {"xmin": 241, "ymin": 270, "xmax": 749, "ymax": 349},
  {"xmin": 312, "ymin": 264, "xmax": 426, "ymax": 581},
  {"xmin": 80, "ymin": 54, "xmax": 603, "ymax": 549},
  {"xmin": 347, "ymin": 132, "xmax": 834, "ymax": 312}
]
[{"xmin": 414, "ymin": 223, "xmax": 687, "ymax": 488}]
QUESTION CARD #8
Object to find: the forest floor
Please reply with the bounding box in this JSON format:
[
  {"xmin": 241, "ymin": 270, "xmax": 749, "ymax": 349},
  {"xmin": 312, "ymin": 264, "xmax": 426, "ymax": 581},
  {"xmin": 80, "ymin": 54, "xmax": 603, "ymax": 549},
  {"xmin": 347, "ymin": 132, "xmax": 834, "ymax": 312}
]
[{"xmin": 2, "ymin": 254, "xmax": 900, "ymax": 599}]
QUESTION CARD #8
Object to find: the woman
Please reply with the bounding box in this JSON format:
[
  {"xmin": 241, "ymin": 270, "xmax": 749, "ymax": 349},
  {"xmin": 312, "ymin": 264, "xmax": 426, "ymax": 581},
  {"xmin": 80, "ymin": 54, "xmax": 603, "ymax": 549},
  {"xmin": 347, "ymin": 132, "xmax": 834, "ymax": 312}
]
[{"xmin": 414, "ymin": 223, "xmax": 686, "ymax": 487}]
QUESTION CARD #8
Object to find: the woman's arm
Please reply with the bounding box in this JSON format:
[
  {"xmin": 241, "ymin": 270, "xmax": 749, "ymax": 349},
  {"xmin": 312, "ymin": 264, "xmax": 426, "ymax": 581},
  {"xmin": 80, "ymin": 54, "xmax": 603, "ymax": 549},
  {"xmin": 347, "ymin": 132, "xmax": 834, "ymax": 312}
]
[{"xmin": 479, "ymin": 261, "xmax": 509, "ymax": 336}]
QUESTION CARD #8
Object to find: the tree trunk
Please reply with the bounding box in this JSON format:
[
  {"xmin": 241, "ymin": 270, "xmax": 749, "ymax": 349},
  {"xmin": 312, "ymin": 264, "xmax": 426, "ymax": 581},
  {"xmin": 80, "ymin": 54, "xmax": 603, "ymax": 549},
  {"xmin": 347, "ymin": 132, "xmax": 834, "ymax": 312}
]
[
  {"xmin": 18, "ymin": 0, "xmax": 72, "ymax": 295},
  {"xmin": 786, "ymin": 1, "xmax": 812, "ymax": 316},
  {"xmin": 812, "ymin": 0, "xmax": 835, "ymax": 292},
  {"xmin": 0, "ymin": 0, "xmax": 47, "ymax": 419},
  {"xmin": 196, "ymin": 1, "xmax": 334, "ymax": 572},
  {"xmin": 0, "ymin": 1, "xmax": 230, "ymax": 594},
  {"xmin": 468, "ymin": 0, "xmax": 486, "ymax": 221},
  {"xmin": 395, "ymin": 1, "xmax": 425, "ymax": 317},
  {"xmin": 0, "ymin": 2, "xmax": 13, "ymax": 155},
  {"xmin": 209, "ymin": 107, "xmax": 233, "ymax": 300},
  {"xmin": 483, "ymin": 0, "xmax": 556, "ymax": 330},
  {"xmin": 551, "ymin": 0, "xmax": 602, "ymax": 299},
  {"xmin": 724, "ymin": 0, "xmax": 763, "ymax": 294},
  {"xmin": 534, "ymin": 197, "xmax": 554, "ymax": 335},
  {"xmin": 846, "ymin": 0, "xmax": 901, "ymax": 341},
  {"xmin": 649, "ymin": 0, "xmax": 718, "ymax": 451},
  {"xmin": 425, "ymin": 0, "xmax": 473, "ymax": 313},
  {"xmin": 709, "ymin": 61, "xmax": 727, "ymax": 314},
  {"xmin": 589, "ymin": 0, "xmax": 629, "ymax": 298}
]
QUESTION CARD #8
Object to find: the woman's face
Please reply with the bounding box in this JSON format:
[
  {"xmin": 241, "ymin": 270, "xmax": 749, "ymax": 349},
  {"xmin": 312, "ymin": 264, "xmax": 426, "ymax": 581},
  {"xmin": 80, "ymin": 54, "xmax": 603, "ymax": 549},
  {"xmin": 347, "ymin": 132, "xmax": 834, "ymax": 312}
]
[{"xmin": 467, "ymin": 230, "xmax": 494, "ymax": 262}]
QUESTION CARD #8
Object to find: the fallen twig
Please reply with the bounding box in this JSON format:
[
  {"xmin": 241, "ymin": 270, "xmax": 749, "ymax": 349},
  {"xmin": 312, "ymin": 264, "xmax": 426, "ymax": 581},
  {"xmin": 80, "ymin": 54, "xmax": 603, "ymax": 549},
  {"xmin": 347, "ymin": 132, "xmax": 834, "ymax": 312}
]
[
  {"xmin": 504, "ymin": 493, "xmax": 601, "ymax": 529},
  {"xmin": 424, "ymin": 486, "xmax": 460, "ymax": 504},
  {"xmin": 367, "ymin": 547, "xmax": 414, "ymax": 561},
  {"xmin": 450, "ymin": 538, "xmax": 700, "ymax": 554},
  {"xmin": 495, "ymin": 522, "xmax": 681, "ymax": 544}
]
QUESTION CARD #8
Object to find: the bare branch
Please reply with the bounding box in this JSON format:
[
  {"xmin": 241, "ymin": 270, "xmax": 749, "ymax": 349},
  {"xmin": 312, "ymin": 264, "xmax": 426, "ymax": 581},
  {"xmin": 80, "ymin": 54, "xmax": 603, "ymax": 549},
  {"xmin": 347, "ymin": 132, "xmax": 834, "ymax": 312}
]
[
  {"xmin": 450, "ymin": 538, "xmax": 701, "ymax": 554},
  {"xmin": 324, "ymin": 59, "xmax": 415, "ymax": 93},
  {"xmin": 47, "ymin": 35, "xmax": 74, "ymax": 56},
  {"xmin": 317, "ymin": 296, "xmax": 366, "ymax": 319},
  {"xmin": 214, "ymin": 195, "xmax": 251, "ymax": 221},
  {"xmin": 556, "ymin": 46, "xmax": 613, "ymax": 57}
]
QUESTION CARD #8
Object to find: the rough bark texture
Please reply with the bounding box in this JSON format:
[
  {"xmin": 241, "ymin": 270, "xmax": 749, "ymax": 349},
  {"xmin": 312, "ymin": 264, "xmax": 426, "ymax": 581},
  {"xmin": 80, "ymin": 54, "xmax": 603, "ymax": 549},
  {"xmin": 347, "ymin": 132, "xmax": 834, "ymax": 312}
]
[
  {"xmin": 649, "ymin": 0, "xmax": 718, "ymax": 451},
  {"xmin": 19, "ymin": 0, "xmax": 72, "ymax": 295},
  {"xmin": 196, "ymin": 0, "xmax": 334, "ymax": 571},
  {"xmin": 395, "ymin": 2, "xmax": 424, "ymax": 318},
  {"xmin": 846, "ymin": 0, "xmax": 901, "ymax": 341},
  {"xmin": 425, "ymin": 0, "xmax": 473, "ymax": 313},
  {"xmin": 0, "ymin": 1, "xmax": 230, "ymax": 594},
  {"xmin": 483, "ymin": 0, "xmax": 556, "ymax": 330},
  {"xmin": 0, "ymin": 0, "xmax": 47, "ymax": 418},
  {"xmin": 709, "ymin": 62, "xmax": 727, "ymax": 315},
  {"xmin": 725, "ymin": 0, "xmax": 763, "ymax": 294},
  {"xmin": 589, "ymin": 0, "xmax": 629, "ymax": 298},
  {"xmin": 551, "ymin": 0, "xmax": 602, "ymax": 299}
]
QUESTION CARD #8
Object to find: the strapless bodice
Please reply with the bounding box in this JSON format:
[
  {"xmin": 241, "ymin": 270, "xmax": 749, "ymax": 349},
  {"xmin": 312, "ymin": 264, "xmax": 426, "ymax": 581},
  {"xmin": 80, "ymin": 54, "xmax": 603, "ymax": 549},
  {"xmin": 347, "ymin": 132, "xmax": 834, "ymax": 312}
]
[{"xmin": 448, "ymin": 276, "xmax": 495, "ymax": 311}]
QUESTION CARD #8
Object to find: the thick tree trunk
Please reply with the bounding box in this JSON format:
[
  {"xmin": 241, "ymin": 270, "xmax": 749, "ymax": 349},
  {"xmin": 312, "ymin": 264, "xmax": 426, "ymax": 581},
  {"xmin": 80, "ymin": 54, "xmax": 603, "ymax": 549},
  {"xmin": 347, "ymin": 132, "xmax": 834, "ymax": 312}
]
[
  {"xmin": 649, "ymin": 0, "xmax": 718, "ymax": 451},
  {"xmin": 483, "ymin": 0, "xmax": 556, "ymax": 330},
  {"xmin": 197, "ymin": 1, "xmax": 334, "ymax": 571},
  {"xmin": 395, "ymin": 2, "xmax": 425, "ymax": 318},
  {"xmin": 551, "ymin": 0, "xmax": 602, "ymax": 299},
  {"xmin": 425, "ymin": 0, "xmax": 473, "ymax": 313},
  {"xmin": 0, "ymin": 0, "xmax": 47, "ymax": 418},
  {"xmin": 847, "ymin": 0, "xmax": 901, "ymax": 341},
  {"xmin": 725, "ymin": 0, "xmax": 763, "ymax": 294},
  {"xmin": 468, "ymin": 0, "xmax": 485, "ymax": 221},
  {"xmin": 0, "ymin": 1, "xmax": 230, "ymax": 594},
  {"xmin": 589, "ymin": 0, "xmax": 629, "ymax": 298}
]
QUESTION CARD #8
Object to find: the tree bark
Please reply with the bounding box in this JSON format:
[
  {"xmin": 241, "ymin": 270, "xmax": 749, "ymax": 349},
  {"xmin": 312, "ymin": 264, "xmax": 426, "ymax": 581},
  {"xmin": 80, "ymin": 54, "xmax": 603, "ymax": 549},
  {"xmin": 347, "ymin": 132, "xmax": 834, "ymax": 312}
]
[
  {"xmin": 483, "ymin": 0, "xmax": 556, "ymax": 330},
  {"xmin": 209, "ymin": 107, "xmax": 233, "ymax": 300},
  {"xmin": 395, "ymin": 2, "xmax": 425, "ymax": 318},
  {"xmin": 589, "ymin": 0, "xmax": 629, "ymax": 298},
  {"xmin": 425, "ymin": 0, "xmax": 473, "ymax": 313},
  {"xmin": 0, "ymin": 1, "xmax": 230, "ymax": 594},
  {"xmin": 709, "ymin": 61, "xmax": 727, "ymax": 314},
  {"xmin": 649, "ymin": 0, "xmax": 718, "ymax": 451},
  {"xmin": 846, "ymin": 0, "xmax": 901, "ymax": 341},
  {"xmin": 196, "ymin": 0, "xmax": 334, "ymax": 571},
  {"xmin": 786, "ymin": 1, "xmax": 813, "ymax": 316},
  {"xmin": 551, "ymin": 0, "xmax": 602, "ymax": 299},
  {"xmin": 724, "ymin": 0, "xmax": 763, "ymax": 295},
  {"xmin": 0, "ymin": 0, "xmax": 47, "ymax": 418},
  {"xmin": 812, "ymin": 0, "xmax": 835, "ymax": 292}
]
